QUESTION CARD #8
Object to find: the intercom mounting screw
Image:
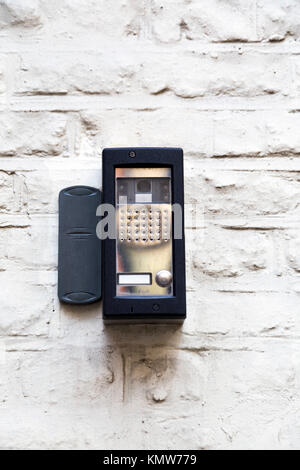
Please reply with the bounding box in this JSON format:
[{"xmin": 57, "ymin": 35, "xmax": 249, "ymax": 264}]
[
  {"xmin": 152, "ymin": 303, "xmax": 160, "ymax": 312},
  {"xmin": 129, "ymin": 151, "xmax": 136, "ymax": 158}
]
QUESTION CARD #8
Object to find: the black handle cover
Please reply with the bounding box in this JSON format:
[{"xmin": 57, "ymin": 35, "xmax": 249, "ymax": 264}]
[{"xmin": 58, "ymin": 186, "xmax": 102, "ymax": 305}]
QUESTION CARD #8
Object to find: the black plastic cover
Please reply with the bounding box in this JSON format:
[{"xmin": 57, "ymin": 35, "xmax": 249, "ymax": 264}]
[
  {"xmin": 58, "ymin": 186, "xmax": 101, "ymax": 305},
  {"xmin": 102, "ymin": 148, "xmax": 186, "ymax": 322}
]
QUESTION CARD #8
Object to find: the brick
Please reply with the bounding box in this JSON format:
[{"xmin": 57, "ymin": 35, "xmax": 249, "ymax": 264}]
[
  {"xmin": 0, "ymin": 344, "xmax": 8, "ymax": 406},
  {"xmin": 0, "ymin": 217, "xmax": 57, "ymax": 270},
  {"xmin": 142, "ymin": 53, "xmax": 290, "ymax": 98},
  {"xmin": 292, "ymin": 59, "xmax": 300, "ymax": 97},
  {"xmin": 79, "ymin": 111, "xmax": 102, "ymax": 158},
  {"xmin": 124, "ymin": 347, "xmax": 206, "ymax": 406},
  {"xmin": 5, "ymin": 346, "xmax": 122, "ymax": 406},
  {"xmin": 0, "ymin": 273, "xmax": 52, "ymax": 336},
  {"xmin": 1, "ymin": 0, "xmax": 145, "ymax": 38},
  {"xmin": 213, "ymin": 111, "xmax": 300, "ymax": 157},
  {"xmin": 278, "ymin": 412, "xmax": 300, "ymax": 450},
  {"xmin": 0, "ymin": 0, "xmax": 42, "ymax": 29},
  {"xmin": 0, "ymin": 406, "xmax": 145, "ymax": 449},
  {"xmin": 0, "ymin": 172, "xmax": 18, "ymax": 212},
  {"xmin": 286, "ymin": 231, "xmax": 300, "ymax": 272},
  {"xmin": 122, "ymin": 347, "xmax": 214, "ymax": 449},
  {"xmin": 58, "ymin": 300, "xmax": 102, "ymax": 340},
  {"xmin": 22, "ymin": 164, "xmax": 101, "ymax": 214},
  {"xmin": 151, "ymin": 0, "xmax": 257, "ymax": 43},
  {"xmin": 0, "ymin": 112, "xmax": 68, "ymax": 157},
  {"xmin": 189, "ymin": 227, "xmax": 270, "ymax": 278},
  {"xmin": 40, "ymin": 0, "xmax": 145, "ymax": 40},
  {"xmin": 202, "ymin": 341, "xmax": 298, "ymax": 449},
  {"xmin": 185, "ymin": 291, "xmax": 299, "ymax": 337},
  {"xmin": 87, "ymin": 109, "xmax": 213, "ymax": 155},
  {"xmin": 257, "ymin": 0, "xmax": 300, "ymax": 42},
  {"xmin": 17, "ymin": 52, "xmax": 139, "ymax": 95},
  {"xmin": 204, "ymin": 172, "xmax": 300, "ymax": 217},
  {"xmin": 0, "ymin": 56, "xmax": 5, "ymax": 94},
  {"xmin": 185, "ymin": 168, "xmax": 300, "ymax": 217}
]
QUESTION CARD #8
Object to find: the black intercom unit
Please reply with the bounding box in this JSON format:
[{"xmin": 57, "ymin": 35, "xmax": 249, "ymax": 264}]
[
  {"xmin": 58, "ymin": 148, "xmax": 186, "ymax": 323},
  {"xmin": 102, "ymin": 148, "xmax": 186, "ymax": 322}
]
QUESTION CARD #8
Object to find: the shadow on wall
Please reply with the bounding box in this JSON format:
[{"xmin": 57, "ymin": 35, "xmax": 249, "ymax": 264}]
[
  {"xmin": 103, "ymin": 321, "xmax": 196, "ymax": 412},
  {"xmin": 59, "ymin": 300, "xmax": 185, "ymax": 399},
  {"xmin": 58, "ymin": 296, "xmax": 207, "ymax": 449}
]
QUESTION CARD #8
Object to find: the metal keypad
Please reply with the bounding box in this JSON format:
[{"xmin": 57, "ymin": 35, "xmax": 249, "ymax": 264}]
[{"xmin": 118, "ymin": 205, "xmax": 170, "ymax": 246}]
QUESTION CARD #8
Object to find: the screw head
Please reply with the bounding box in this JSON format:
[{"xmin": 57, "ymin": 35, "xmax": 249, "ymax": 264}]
[{"xmin": 129, "ymin": 151, "xmax": 136, "ymax": 158}]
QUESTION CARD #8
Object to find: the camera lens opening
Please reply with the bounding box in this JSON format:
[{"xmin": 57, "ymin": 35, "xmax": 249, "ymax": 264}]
[{"xmin": 136, "ymin": 179, "xmax": 151, "ymax": 193}]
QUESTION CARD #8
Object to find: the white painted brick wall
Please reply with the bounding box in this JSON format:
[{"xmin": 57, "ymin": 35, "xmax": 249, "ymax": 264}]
[{"xmin": 0, "ymin": 0, "xmax": 299, "ymax": 450}]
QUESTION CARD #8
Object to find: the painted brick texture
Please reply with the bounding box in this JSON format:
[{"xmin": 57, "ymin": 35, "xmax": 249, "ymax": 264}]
[{"xmin": 0, "ymin": 0, "xmax": 299, "ymax": 450}]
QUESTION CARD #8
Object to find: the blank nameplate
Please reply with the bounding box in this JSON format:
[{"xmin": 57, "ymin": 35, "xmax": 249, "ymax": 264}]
[
  {"xmin": 118, "ymin": 274, "xmax": 151, "ymax": 285},
  {"xmin": 135, "ymin": 193, "xmax": 152, "ymax": 203}
]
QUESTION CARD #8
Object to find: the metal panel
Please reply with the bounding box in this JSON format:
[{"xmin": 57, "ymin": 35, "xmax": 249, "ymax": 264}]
[{"xmin": 116, "ymin": 167, "xmax": 173, "ymax": 297}]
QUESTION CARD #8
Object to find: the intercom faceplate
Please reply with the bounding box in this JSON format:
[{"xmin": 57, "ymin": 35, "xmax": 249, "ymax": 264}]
[
  {"xmin": 116, "ymin": 167, "xmax": 173, "ymax": 297},
  {"xmin": 102, "ymin": 148, "xmax": 186, "ymax": 322}
]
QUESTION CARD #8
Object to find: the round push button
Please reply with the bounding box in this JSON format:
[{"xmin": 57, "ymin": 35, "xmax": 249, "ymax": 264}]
[{"xmin": 155, "ymin": 270, "xmax": 173, "ymax": 287}]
